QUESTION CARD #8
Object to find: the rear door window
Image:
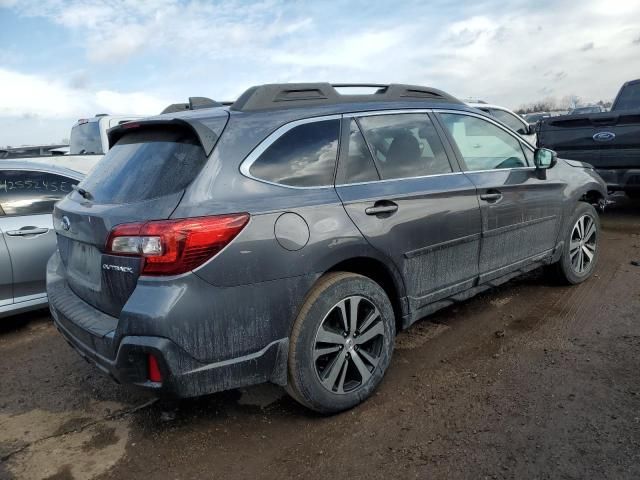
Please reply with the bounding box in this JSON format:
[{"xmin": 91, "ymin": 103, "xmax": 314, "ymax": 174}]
[
  {"xmin": 248, "ymin": 119, "xmax": 340, "ymax": 187},
  {"xmin": 357, "ymin": 114, "xmax": 452, "ymax": 180},
  {"xmin": 0, "ymin": 170, "xmax": 78, "ymax": 216},
  {"xmin": 79, "ymin": 127, "xmax": 208, "ymax": 204}
]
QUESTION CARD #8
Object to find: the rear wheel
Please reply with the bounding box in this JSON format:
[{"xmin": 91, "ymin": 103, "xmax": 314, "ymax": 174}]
[
  {"xmin": 550, "ymin": 202, "xmax": 600, "ymax": 285},
  {"xmin": 286, "ymin": 272, "xmax": 395, "ymax": 414}
]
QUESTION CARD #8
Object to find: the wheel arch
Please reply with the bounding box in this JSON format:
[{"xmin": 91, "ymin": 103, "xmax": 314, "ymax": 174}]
[
  {"xmin": 580, "ymin": 188, "xmax": 605, "ymax": 208},
  {"xmin": 324, "ymin": 256, "xmax": 407, "ymax": 332}
]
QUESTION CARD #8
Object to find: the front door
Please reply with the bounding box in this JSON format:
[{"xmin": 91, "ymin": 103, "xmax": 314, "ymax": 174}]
[
  {"xmin": 335, "ymin": 112, "xmax": 482, "ymax": 316},
  {"xmin": 437, "ymin": 112, "xmax": 565, "ymax": 282}
]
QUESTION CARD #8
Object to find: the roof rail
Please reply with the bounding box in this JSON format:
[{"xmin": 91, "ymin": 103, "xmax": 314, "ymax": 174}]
[
  {"xmin": 161, "ymin": 97, "xmax": 223, "ymax": 114},
  {"xmin": 230, "ymin": 83, "xmax": 462, "ymax": 112}
]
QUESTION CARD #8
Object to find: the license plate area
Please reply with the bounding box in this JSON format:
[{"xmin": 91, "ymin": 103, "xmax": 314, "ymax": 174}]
[{"xmin": 67, "ymin": 240, "xmax": 102, "ymax": 291}]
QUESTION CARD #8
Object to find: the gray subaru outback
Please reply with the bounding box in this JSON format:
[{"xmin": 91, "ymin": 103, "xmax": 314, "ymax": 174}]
[{"xmin": 47, "ymin": 83, "xmax": 607, "ymax": 413}]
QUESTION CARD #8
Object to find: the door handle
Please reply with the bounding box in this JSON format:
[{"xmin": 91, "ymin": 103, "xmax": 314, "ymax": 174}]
[
  {"xmin": 365, "ymin": 202, "xmax": 398, "ymax": 216},
  {"xmin": 479, "ymin": 192, "xmax": 503, "ymax": 202},
  {"xmin": 6, "ymin": 227, "xmax": 49, "ymax": 236}
]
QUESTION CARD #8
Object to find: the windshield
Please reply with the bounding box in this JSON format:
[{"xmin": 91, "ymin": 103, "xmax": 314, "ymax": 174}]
[
  {"xmin": 78, "ymin": 127, "xmax": 208, "ymax": 204},
  {"xmin": 69, "ymin": 122, "xmax": 103, "ymax": 155}
]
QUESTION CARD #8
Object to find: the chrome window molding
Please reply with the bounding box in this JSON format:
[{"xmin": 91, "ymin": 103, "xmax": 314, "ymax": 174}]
[
  {"xmin": 239, "ymin": 107, "xmax": 538, "ymax": 190},
  {"xmin": 239, "ymin": 114, "xmax": 342, "ymax": 190},
  {"xmin": 344, "ymin": 109, "xmax": 433, "ymax": 118},
  {"xmin": 335, "ymin": 171, "xmax": 465, "ymax": 188}
]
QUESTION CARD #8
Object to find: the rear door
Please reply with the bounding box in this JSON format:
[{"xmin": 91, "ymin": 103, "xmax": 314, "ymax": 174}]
[
  {"xmin": 0, "ymin": 169, "xmax": 81, "ymax": 303},
  {"xmin": 436, "ymin": 111, "xmax": 564, "ymax": 281},
  {"xmin": 53, "ymin": 117, "xmax": 228, "ymax": 317},
  {"xmin": 335, "ymin": 111, "xmax": 482, "ymax": 313}
]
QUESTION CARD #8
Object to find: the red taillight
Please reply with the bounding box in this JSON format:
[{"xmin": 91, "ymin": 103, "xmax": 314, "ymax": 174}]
[
  {"xmin": 105, "ymin": 214, "xmax": 249, "ymax": 276},
  {"xmin": 147, "ymin": 354, "xmax": 163, "ymax": 383}
]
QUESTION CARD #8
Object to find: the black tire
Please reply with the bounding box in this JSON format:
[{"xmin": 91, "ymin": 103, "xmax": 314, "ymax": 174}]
[
  {"xmin": 549, "ymin": 202, "xmax": 600, "ymax": 285},
  {"xmin": 286, "ymin": 272, "xmax": 395, "ymax": 414}
]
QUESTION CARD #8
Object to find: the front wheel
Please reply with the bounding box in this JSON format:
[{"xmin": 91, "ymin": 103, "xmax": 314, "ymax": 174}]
[
  {"xmin": 286, "ymin": 272, "xmax": 395, "ymax": 414},
  {"xmin": 550, "ymin": 202, "xmax": 600, "ymax": 285}
]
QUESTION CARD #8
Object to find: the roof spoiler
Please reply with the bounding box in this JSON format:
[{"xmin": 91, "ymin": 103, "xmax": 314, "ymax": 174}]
[
  {"xmin": 160, "ymin": 97, "xmax": 225, "ymax": 114},
  {"xmin": 230, "ymin": 83, "xmax": 463, "ymax": 112},
  {"xmin": 107, "ymin": 113, "xmax": 229, "ymax": 156}
]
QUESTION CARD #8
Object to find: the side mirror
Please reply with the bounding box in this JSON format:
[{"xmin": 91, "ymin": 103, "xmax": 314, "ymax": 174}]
[{"xmin": 534, "ymin": 148, "xmax": 557, "ymax": 169}]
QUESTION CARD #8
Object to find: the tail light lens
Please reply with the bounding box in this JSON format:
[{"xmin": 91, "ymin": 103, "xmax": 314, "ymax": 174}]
[{"xmin": 105, "ymin": 214, "xmax": 249, "ymax": 275}]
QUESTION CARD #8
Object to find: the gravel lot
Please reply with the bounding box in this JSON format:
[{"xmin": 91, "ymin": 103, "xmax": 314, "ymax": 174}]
[{"xmin": 1, "ymin": 196, "xmax": 639, "ymax": 480}]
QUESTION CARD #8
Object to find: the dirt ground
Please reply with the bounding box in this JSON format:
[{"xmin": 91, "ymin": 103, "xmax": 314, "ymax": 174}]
[{"xmin": 1, "ymin": 196, "xmax": 639, "ymax": 480}]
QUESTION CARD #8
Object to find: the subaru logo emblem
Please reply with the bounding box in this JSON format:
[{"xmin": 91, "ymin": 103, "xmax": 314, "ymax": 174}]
[
  {"xmin": 593, "ymin": 131, "xmax": 616, "ymax": 142},
  {"xmin": 61, "ymin": 216, "xmax": 71, "ymax": 231}
]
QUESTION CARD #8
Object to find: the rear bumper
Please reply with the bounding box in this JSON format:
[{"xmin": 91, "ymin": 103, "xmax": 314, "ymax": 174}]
[
  {"xmin": 47, "ymin": 253, "xmax": 289, "ymax": 397},
  {"xmin": 51, "ymin": 303, "xmax": 287, "ymax": 397},
  {"xmin": 595, "ymin": 168, "xmax": 640, "ymax": 191}
]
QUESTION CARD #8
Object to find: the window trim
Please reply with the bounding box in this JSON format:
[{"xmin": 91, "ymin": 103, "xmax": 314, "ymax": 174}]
[
  {"xmin": 433, "ymin": 109, "xmax": 536, "ymax": 173},
  {"xmin": 0, "ymin": 167, "xmax": 82, "ymax": 218},
  {"xmin": 239, "ymin": 114, "xmax": 342, "ymax": 190}
]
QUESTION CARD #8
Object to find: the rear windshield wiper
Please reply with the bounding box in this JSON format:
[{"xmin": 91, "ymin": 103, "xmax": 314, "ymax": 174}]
[{"xmin": 72, "ymin": 184, "xmax": 93, "ymax": 200}]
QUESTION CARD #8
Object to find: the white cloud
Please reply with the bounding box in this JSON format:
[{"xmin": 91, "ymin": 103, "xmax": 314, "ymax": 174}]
[
  {"xmin": 2, "ymin": 0, "xmax": 640, "ymax": 145},
  {"xmin": 0, "ymin": 66, "xmax": 171, "ymax": 145}
]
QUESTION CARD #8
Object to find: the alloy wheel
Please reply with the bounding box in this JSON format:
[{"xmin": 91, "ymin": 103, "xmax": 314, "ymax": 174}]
[
  {"xmin": 313, "ymin": 296, "xmax": 385, "ymax": 394},
  {"xmin": 569, "ymin": 214, "xmax": 597, "ymax": 274}
]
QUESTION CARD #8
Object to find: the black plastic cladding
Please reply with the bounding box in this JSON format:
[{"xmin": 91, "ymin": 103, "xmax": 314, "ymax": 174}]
[{"xmin": 230, "ymin": 83, "xmax": 464, "ymax": 112}]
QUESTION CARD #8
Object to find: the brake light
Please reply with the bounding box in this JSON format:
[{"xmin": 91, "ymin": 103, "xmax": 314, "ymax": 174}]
[{"xmin": 105, "ymin": 214, "xmax": 249, "ymax": 275}]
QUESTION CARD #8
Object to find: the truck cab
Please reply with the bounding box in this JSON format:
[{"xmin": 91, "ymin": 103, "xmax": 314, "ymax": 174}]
[{"xmin": 69, "ymin": 114, "xmax": 141, "ymax": 155}]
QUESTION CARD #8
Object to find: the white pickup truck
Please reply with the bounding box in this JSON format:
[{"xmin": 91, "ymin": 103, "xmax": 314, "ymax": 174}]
[{"xmin": 4, "ymin": 114, "xmax": 141, "ymax": 173}]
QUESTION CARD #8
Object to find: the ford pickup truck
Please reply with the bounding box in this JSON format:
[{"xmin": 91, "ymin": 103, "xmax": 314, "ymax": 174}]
[{"xmin": 537, "ymin": 79, "xmax": 640, "ymax": 197}]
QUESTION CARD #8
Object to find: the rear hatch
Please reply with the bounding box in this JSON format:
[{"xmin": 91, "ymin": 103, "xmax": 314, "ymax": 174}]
[
  {"xmin": 538, "ymin": 112, "xmax": 640, "ymax": 169},
  {"xmin": 53, "ymin": 113, "xmax": 229, "ymax": 317}
]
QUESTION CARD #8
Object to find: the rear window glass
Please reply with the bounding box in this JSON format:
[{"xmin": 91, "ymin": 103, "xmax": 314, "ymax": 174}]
[
  {"xmin": 79, "ymin": 127, "xmax": 207, "ymax": 204},
  {"xmin": 70, "ymin": 121, "xmax": 103, "ymax": 155},
  {"xmin": 249, "ymin": 119, "xmax": 340, "ymax": 187},
  {"xmin": 614, "ymin": 82, "xmax": 640, "ymax": 110},
  {"xmin": 0, "ymin": 170, "xmax": 78, "ymax": 216}
]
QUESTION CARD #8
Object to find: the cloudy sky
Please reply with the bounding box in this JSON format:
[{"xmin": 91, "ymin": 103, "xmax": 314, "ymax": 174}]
[{"xmin": 1, "ymin": 0, "xmax": 639, "ymax": 146}]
